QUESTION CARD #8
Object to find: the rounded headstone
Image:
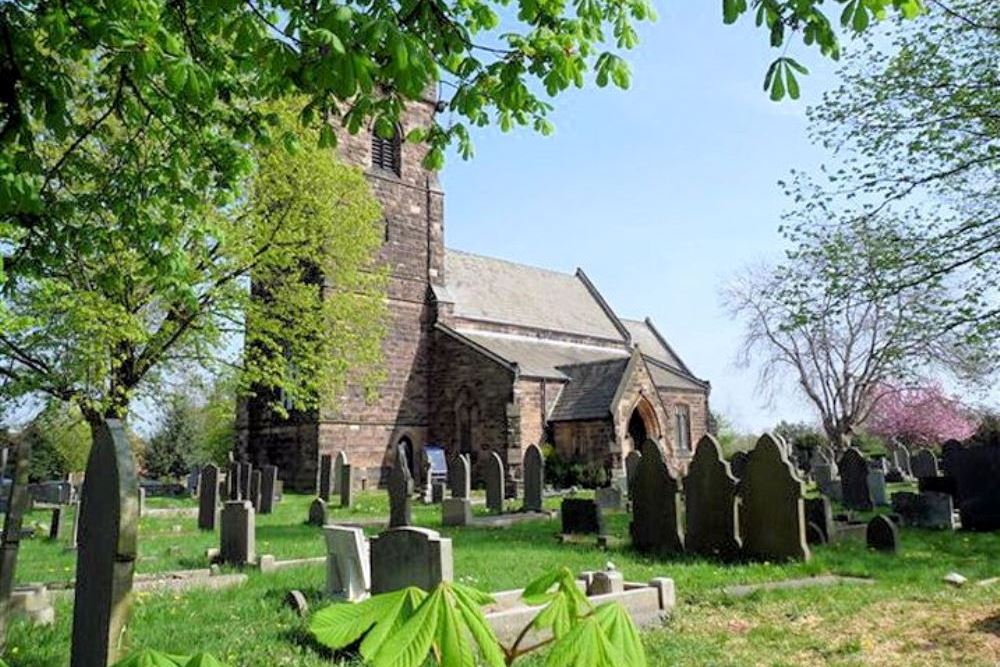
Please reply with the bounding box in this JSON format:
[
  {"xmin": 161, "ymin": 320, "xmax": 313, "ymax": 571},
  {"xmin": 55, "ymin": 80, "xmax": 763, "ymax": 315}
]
[{"xmin": 866, "ymin": 515, "xmax": 899, "ymax": 553}]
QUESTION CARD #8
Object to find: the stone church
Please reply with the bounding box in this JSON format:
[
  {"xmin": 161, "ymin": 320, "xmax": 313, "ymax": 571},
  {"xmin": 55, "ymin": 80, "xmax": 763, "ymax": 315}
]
[{"xmin": 239, "ymin": 92, "xmax": 711, "ymax": 490}]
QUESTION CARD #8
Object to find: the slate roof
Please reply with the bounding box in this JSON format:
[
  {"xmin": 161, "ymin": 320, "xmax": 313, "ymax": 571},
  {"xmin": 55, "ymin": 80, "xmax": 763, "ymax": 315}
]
[
  {"xmin": 622, "ymin": 318, "xmax": 685, "ymax": 372},
  {"xmin": 548, "ymin": 358, "xmax": 630, "ymax": 422},
  {"xmin": 646, "ymin": 358, "xmax": 709, "ymax": 391},
  {"xmin": 441, "ymin": 249, "xmax": 624, "ymax": 340},
  {"xmin": 457, "ymin": 331, "xmax": 626, "ymax": 380}
]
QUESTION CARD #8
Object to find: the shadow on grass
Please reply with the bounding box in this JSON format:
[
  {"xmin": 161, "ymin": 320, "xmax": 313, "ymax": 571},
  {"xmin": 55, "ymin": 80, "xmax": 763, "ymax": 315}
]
[{"xmin": 971, "ymin": 612, "xmax": 1000, "ymax": 637}]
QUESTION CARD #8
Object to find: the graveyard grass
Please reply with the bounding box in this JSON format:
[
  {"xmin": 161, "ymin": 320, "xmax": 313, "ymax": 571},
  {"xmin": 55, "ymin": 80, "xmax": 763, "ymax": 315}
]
[{"xmin": 9, "ymin": 491, "xmax": 1000, "ymax": 666}]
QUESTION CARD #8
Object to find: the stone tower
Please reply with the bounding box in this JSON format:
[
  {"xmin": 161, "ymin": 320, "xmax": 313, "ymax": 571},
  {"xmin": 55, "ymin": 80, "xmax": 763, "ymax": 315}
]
[{"xmin": 239, "ymin": 93, "xmax": 444, "ymax": 490}]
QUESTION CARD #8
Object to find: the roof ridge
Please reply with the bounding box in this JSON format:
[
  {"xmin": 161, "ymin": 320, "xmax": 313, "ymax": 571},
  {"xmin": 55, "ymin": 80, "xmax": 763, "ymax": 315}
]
[{"xmin": 444, "ymin": 247, "xmax": 580, "ymax": 279}]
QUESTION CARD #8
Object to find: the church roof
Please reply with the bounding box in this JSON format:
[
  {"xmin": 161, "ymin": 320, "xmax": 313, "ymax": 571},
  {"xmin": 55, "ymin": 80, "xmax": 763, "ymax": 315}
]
[
  {"xmin": 621, "ymin": 318, "xmax": 686, "ymax": 372},
  {"xmin": 456, "ymin": 331, "xmax": 626, "ymax": 380},
  {"xmin": 440, "ymin": 249, "xmax": 625, "ymax": 341},
  {"xmin": 548, "ymin": 358, "xmax": 630, "ymax": 422}
]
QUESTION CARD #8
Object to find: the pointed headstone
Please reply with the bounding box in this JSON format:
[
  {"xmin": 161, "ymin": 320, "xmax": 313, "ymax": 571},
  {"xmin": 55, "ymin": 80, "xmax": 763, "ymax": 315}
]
[
  {"xmin": 388, "ymin": 445, "xmax": 413, "ymax": 528},
  {"xmin": 259, "ymin": 465, "xmax": 277, "ymax": 515},
  {"xmin": 739, "ymin": 433, "xmax": 810, "ymax": 562},
  {"xmin": 70, "ymin": 419, "xmax": 139, "ymax": 667},
  {"xmin": 522, "ymin": 444, "xmax": 544, "ymax": 512},
  {"xmin": 839, "ymin": 447, "xmax": 874, "ymax": 511},
  {"xmin": 198, "ymin": 464, "xmax": 220, "ymax": 530},
  {"xmin": 629, "ymin": 439, "xmax": 684, "ymax": 556},
  {"xmin": 684, "ymin": 435, "xmax": 740, "ymax": 560},
  {"xmin": 485, "ymin": 451, "xmax": 504, "ymax": 514}
]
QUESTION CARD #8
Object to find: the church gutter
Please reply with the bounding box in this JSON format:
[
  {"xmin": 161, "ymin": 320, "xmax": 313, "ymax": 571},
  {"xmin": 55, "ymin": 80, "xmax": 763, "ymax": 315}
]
[{"xmin": 433, "ymin": 323, "xmax": 520, "ymax": 377}]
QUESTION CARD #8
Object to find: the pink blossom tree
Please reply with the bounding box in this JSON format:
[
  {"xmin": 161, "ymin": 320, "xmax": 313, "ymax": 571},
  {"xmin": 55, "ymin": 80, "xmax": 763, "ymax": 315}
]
[{"xmin": 866, "ymin": 383, "xmax": 978, "ymax": 448}]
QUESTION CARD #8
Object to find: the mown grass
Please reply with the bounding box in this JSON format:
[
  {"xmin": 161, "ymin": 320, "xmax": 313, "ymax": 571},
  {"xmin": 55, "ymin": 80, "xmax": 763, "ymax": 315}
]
[{"xmin": 7, "ymin": 491, "xmax": 1000, "ymax": 666}]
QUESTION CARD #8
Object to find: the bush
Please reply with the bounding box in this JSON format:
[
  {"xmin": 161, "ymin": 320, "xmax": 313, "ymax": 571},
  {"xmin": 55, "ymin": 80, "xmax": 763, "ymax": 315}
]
[{"xmin": 544, "ymin": 447, "xmax": 608, "ymax": 489}]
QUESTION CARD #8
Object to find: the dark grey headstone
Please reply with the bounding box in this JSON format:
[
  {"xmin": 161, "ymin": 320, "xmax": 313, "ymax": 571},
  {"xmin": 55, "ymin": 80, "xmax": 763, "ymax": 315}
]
[
  {"xmin": 49, "ymin": 506, "xmax": 67, "ymax": 541},
  {"xmin": 839, "ymin": 447, "xmax": 874, "ymax": 511},
  {"xmin": 805, "ymin": 521, "xmax": 826, "ymax": 545},
  {"xmin": 739, "ymin": 434, "xmax": 810, "ymax": 562},
  {"xmin": 227, "ymin": 462, "xmax": 240, "ymax": 500},
  {"xmin": 946, "ymin": 442, "xmax": 1000, "ymax": 531},
  {"xmin": 867, "ymin": 469, "xmax": 888, "ymax": 507},
  {"xmin": 451, "ymin": 455, "xmax": 471, "ymax": 499},
  {"xmin": 388, "ymin": 445, "xmax": 413, "ymax": 528},
  {"xmin": 940, "ymin": 440, "xmax": 963, "ymax": 478},
  {"xmin": 911, "ymin": 450, "xmax": 939, "ymax": 479},
  {"xmin": 522, "ymin": 444, "xmax": 544, "ymax": 512},
  {"xmin": 891, "ymin": 491, "xmax": 955, "ymax": 530},
  {"xmin": 624, "ymin": 450, "xmax": 641, "ymax": 499},
  {"xmin": 318, "ymin": 454, "xmax": 334, "ymax": 502},
  {"xmin": 370, "ymin": 527, "xmax": 453, "ymax": 594},
  {"xmin": 729, "ymin": 451, "xmax": 749, "ymax": 480},
  {"xmin": 866, "ymin": 515, "xmax": 898, "ymax": 553},
  {"xmin": 684, "ymin": 435, "xmax": 740, "ymax": 560},
  {"xmin": 198, "ymin": 464, "xmax": 220, "ymax": 530},
  {"xmin": 220, "ymin": 500, "xmax": 255, "ymax": 566},
  {"xmin": 70, "ymin": 419, "xmax": 139, "ymax": 667},
  {"xmin": 238, "ymin": 463, "xmax": 252, "ymax": 502},
  {"xmin": 249, "ymin": 470, "xmax": 262, "ymax": 512},
  {"xmin": 629, "ymin": 439, "xmax": 684, "ymax": 556},
  {"xmin": 333, "ymin": 451, "xmax": 347, "ymax": 495},
  {"xmin": 804, "ymin": 496, "xmax": 834, "ymax": 543},
  {"xmin": 308, "ymin": 498, "xmax": 328, "ymax": 526},
  {"xmin": 259, "ymin": 465, "xmax": 277, "ymax": 515},
  {"xmin": 485, "ymin": 451, "xmax": 504, "ymax": 514},
  {"xmin": 339, "ymin": 464, "xmax": 353, "ymax": 508},
  {"xmin": 0, "ymin": 438, "xmax": 33, "ymax": 623},
  {"xmin": 560, "ymin": 498, "xmax": 604, "ymax": 535},
  {"xmin": 187, "ymin": 467, "xmax": 201, "ymax": 496}
]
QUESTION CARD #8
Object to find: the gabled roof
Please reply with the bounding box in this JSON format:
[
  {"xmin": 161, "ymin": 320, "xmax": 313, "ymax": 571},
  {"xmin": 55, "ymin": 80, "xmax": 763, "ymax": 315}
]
[
  {"xmin": 645, "ymin": 356, "xmax": 710, "ymax": 391},
  {"xmin": 622, "ymin": 318, "xmax": 689, "ymax": 374},
  {"xmin": 441, "ymin": 249, "xmax": 625, "ymax": 341},
  {"xmin": 456, "ymin": 331, "xmax": 626, "ymax": 380},
  {"xmin": 548, "ymin": 358, "xmax": 630, "ymax": 422}
]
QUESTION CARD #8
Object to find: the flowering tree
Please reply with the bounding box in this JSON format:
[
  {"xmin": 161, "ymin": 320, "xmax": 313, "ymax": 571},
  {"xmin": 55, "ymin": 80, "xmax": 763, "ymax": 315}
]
[{"xmin": 866, "ymin": 383, "xmax": 978, "ymax": 448}]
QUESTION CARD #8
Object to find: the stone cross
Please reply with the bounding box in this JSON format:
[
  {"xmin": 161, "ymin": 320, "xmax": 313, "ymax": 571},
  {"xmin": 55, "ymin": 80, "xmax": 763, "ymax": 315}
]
[
  {"xmin": 0, "ymin": 437, "xmax": 33, "ymax": 636},
  {"xmin": 629, "ymin": 439, "xmax": 684, "ymax": 556},
  {"xmin": 839, "ymin": 447, "xmax": 874, "ymax": 511},
  {"xmin": 739, "ymin": 433, "xmax": 810, "ymax": 562},
  {"xmin": 388, "ymin": 445, "xmax": 413, "ymax": 528},
  {"xmin": 684, "ymin": 435, "xmax": 740, "ymax": 561},
  {"xmin": 522, "ymin": 444, "xmax": 544, "ymax": 512},
  {"xmin": 324, "ymin": 525, "xmax": 370, "ymax": 601},
  {"xmin": 624, "ymin": 450, "xmax": 641, "ymax": 499},
  {"xmin": 259, "ymin": 465, "xmax": 278, "ymax": 515},
  {"xmin": 317, "ymin": 454, "xmax": 334, "ymax": 502},
  {"xmin": 220, "ymin": 500, "xmax": 255, "ymax": 567},
  {"xmin": 198, "ymin": 464, "xmax": 220, "ymax": 531},
  {"xmin": 333, "ymin": 451, "xmax": 347, "ymax": 495},
  {"xmin": 485, "ymin": 451, "xmax": 505, "ymax": 514},
  {"xmin": 370, "ymin": 527, "xmax": 453, "ymax": 595},
  {"xmin": 69, "ymin": 419, "xmax": 139, "ymax": 667}
]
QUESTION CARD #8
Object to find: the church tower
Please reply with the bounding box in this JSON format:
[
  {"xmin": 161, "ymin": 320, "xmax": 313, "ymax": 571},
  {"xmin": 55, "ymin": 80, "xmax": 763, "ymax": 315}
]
[{"xmin": 239, "ymin": 94, "xmax": 444, "ymax": 489}]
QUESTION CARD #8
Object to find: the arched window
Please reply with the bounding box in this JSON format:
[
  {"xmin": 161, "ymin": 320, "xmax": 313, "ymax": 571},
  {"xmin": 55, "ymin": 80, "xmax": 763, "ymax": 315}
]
[
  {"xmin": 371, "ymin": 126, "xmax": 401, "ymax": 175},
  {"xmin": 674, "ymin": 405, "xmax": 691, "ymax": 453}
]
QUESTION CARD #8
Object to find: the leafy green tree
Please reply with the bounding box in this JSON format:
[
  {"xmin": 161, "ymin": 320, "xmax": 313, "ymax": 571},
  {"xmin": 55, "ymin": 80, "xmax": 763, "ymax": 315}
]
[
  {"xmin": 194, "ymin": 372, "xmax": 237, "ymax": 466},
  {"xmin": 143, "ymin": 392, "xmax": 199, "ymax": 479},
  {"xmin": 780, "ymin": 0, "xmax": 1000, "ymax": 343},
  {"xmin": 20, "ymin": 400, "xmax": 91, "ymax": 481}
]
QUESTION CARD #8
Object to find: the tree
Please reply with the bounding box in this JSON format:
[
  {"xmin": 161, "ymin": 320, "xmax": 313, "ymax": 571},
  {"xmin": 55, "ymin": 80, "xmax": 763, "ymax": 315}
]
[
  {"xmin": 781, "ymin": 0, "xmax": 1000, "ymax": 342},
  {"xmin": 772, "ymin": 420, "xmax": 825, "ymax": 450},
  {"xmin": 143, "ymin": 392, "xmax": 199, "ymax": 479},
  {"xmin": 20, "ymin": 400, "xmax": 91, "ymax": 481},
  {"xmin": 723, "ymin": 221, "xmax": 987, "ymax": 449},
  {"xmin": 866, "ymin": 382, "xmax": 978, "ymax": 448}
]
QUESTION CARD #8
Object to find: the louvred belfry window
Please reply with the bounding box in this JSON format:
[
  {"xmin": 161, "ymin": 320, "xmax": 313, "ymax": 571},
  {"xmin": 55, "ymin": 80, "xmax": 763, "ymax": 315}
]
[{"xmin": 371, "ymin": 127, "xmax": 402, "ymax": 175}]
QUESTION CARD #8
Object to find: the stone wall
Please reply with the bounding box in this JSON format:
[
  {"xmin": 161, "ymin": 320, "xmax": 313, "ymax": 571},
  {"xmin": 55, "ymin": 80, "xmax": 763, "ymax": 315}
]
[
  {"xmin": 552, "ymin": 419, "xmax": 616, "ymax": 465},
  {"xmin": 657, "ymin": 388, "xmax": 710, "ymax": 471}
]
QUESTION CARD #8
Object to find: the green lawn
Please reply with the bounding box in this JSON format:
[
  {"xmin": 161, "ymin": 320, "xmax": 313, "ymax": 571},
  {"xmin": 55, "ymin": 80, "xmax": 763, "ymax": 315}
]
[{"xmin": 7, "ymin": 492, "xmax": 1000, "ymax": 666}]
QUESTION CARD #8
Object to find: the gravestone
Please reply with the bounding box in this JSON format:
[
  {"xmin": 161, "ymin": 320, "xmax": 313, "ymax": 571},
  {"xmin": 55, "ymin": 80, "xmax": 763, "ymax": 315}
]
[
  {"xmin": 839, "ymin": 447, "xmax": 874, "ymax": 511},
  {"xmin": 227, "ymin": 461, "xmax": 240, "ymax": 500},
  {"xmin": 940, "ymin": 440, "xmax": 963, "ymax": 478},
  {"xmin": 324, "ymin": 525, "xmax": 370, "ymax": 601},
  {"xmin": 630, "ymin": 439, "xmax": 684, "ymax": 556},
  {"xmin": 198, "ymin": 464, "xmax": 220, "ymax": 530},
  {"xmin": 684, "ymin": 435, "xmax": 740, "ymax": 560},
  {"xmin": 946, "ymin": 442, "xmax": 1000, "ymax": 530},
  {"xmin": 804, "ymin": 496, "xmax": 834, "ymax": 543},
  {"xmin": 187, "ymin": 467, "xmax": 201, "ymax": 497},
  {"xmin": 388, "ymin": 445, "xmax": 413, "ymax": 528},
  {"xmin": 308, "ymin": 498, "xmax": 328, "ymax": 526},
  {"xmin": 137, "ymin": 487, "xmax": 146, "ymax": 517},
  {"xmin": 333, "ymin": 451, "xmax": 347, "ymax": 495},
  {"xmin": 238, "ymin": 463, "xmax": 252, "ymax": 502},
  {"xmin": 69, "ymin": 502, "xmax": 80, "ymax": 550},
  {"xmin": 0, "ymin": 438, "xmax": 33, "ymax": 635},
  {"xmin": 867, "ymin": 468, "xmax": 888, "ymax": 506},
  {"xmin": 452, "ymin": 454, "xmax": 471, "ymax": 499},
  {"xmin": 442, "ymin": 497, "xmax": 472, "ymax": 526},
  {"xmin": 522, "ymin": 444, "xmax": 544, "ymax": 512},
  {"xmin": 895, "ymin": 446, "xmax": 913, "ymax": 478},
  {"xmin": 739, "ymin": 434, "xmax": 810, "ymax": 562},
  {"xmin": 485, "ymin": 451, "xmax": 504, "ymax": 514},
  {"xmin": 890, "ymin": 491, "xmax": 955, "ymax": 530},
  {"xmin": 813, "ymin": 462, "xmax": 843, "ymax": 501},
  {"xmin": 431, "ymin": 482, "xmax": 445, "ymax": 503},
  {"xmin": 69, "ymin": 420, "xmax": 139, "ymax": 667},
  {"xmin": 911, "ymin": 450, "xmax": 939, "ymax": 478},
  {"xmin": 370, "ymin": 527, "xmax": 453, "ymax": 594},
  {"xmin": 561, "ymin": 498, "xmax": 604, "ymax": 535},
  {"xmin": 866, "ymin": 515, "xmax": 898, "ymax": 553},
  {"xmin": 219, "ymin": 500, "xmax": 255, "ymax": 567},
  {"xmin": 624, "ymin": 450, "xmax": 641, "ymax": 499},
  {"xmin": 249, "ymin": 470, "xmax": 262, "ymax": 512},
  {"xmin": 318, "ymin": 454, "xmax": 334, "ymax": 502},
  {"xmin": 594, "ymin": 485, "xmax": 625, "ymax": 510},
  {"xmin": 729, "ymin": 451, "xmax": 749, "ymax": 480},
  {"xmin": 339, "ymin": 463, "xmax": 354, "ymax": 508},
  {"xmin": 805, "ymin": 522, "xmax": 826, "ymax": 545},
  {"xmin": 48, "ymin": 506, "xmax": 67, "ymax": 541},
  {"xmin": 259, "ymin": 465, "xmax": 277, "ymax": 515}
]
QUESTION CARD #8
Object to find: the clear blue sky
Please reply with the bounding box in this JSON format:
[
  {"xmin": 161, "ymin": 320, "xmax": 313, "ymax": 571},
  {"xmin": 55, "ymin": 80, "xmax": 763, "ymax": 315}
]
[{"xmin": 440, "ymin": 4, "xmax": 845, "ymax": 432}]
